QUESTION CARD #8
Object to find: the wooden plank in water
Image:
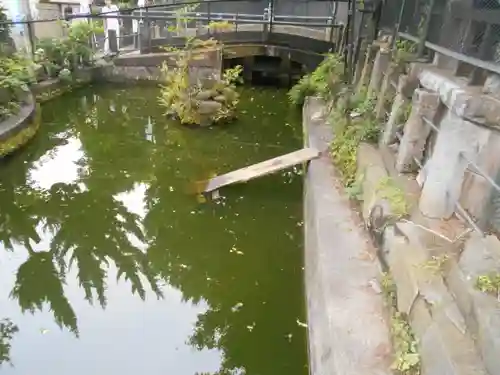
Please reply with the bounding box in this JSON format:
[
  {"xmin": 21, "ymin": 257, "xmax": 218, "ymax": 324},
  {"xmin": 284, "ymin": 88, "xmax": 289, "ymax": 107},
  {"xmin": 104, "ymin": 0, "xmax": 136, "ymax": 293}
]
[{"xmin": 204, "ymin": 147, "xmax": 321, "ymax": 193}]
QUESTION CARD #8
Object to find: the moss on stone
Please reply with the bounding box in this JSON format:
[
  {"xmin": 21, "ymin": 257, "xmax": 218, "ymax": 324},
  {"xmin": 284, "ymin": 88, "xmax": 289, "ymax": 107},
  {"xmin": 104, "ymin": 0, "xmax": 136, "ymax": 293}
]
[{"xmin": 0, "ymin": 104, "xmax": 41, "ymax": 157}]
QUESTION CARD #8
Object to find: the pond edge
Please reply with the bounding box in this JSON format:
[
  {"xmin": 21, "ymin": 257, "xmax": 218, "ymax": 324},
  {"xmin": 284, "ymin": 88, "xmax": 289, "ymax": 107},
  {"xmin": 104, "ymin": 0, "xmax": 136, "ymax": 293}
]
[{"xmin": 302, "ymin": 96, "xmax": 393, "ymax": 375}]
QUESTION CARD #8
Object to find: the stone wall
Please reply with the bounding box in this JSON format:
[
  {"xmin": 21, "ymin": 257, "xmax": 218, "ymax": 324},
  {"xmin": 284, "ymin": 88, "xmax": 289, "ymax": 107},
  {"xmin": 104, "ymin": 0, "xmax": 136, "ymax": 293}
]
[
  {"xmin": 102, "ymin": 48, "xmax": 223, "ymax": 83},
  {"xmin": 352, "ymin": 40, "xmax": 500, "ymax": 375}
]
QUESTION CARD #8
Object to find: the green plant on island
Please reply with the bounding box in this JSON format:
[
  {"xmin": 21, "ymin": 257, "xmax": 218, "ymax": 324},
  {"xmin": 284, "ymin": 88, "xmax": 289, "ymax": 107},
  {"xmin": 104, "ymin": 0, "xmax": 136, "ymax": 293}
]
[
  {"xmin": 208, "ymin": 20, "xmax": 234, "ymax": 33},
  {"xmin": 35, "ymin": 21, "xmax": 103, "ymax": 80},
  {"xmin": 158, "ymin": 37, "xmax": 242, "ymax": 127},
  {"xmin": 288, "ymin": 53, "xmax": 344, "ymax": 106}
]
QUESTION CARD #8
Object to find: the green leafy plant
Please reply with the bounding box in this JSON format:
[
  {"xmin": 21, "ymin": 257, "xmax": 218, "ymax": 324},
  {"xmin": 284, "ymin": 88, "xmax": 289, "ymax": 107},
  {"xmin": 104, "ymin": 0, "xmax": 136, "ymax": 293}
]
[
  {"xmin": 288, "ymin": 53, "xmax": 344, "ymax": 106},
  {"xmin": 476, "ymin": 273, "xmax": 500, "ymax": 298},
  {"xmin": 0, "ymin": 319, "xmax": 18, "ymax": 366},
  {"xmin": 421, "ymin": 254, "xmax": 449, "ymax": 274},
  {"xmin": 158, "ymin": 37, "xmax": 241, "ymax": 126},
  {"xmin": 345, "ymin": 172, "xmax": 364, "ymax": 201},
  {"xmin": 0, "ymin": 53, "xmax": 37, "ymax": 120},
  {"xmin": 394, "ymin": 40, "xmax": 416, "ymax": 65},
  {"xmin": 376, "ymin": 176, "xmax": 409, "ymax": 218},
  {"xmin": 36, "ymin": 21, "xmax": 103, "ymax": 78},
  {"xmin": 330, "ymin": 90, "xmax": 380, "ymax": 186},
  {"xmin": 208, "ymin": 20, "xmax": 233, "ymax": 33},
  {"xmin": 391, "ymin": 312, "xmax": 420, "ymax": 375},
  {"xmin": 380, "ymin": 272, "xmax": 421, "ymax": 375}
]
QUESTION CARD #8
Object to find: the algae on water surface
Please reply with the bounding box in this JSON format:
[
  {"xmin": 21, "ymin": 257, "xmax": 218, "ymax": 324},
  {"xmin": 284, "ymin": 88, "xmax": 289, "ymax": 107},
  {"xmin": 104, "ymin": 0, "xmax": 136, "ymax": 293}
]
[{"xmin": 0, "ymin": 85, "xmax": 307, "ymax": 375}]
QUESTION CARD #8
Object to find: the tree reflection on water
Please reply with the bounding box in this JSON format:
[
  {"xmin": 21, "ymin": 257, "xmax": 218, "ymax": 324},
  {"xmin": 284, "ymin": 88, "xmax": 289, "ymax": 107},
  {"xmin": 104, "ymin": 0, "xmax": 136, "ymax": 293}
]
[{"xmin": 0, "ymin": 86, "xmax": 307, "ymax": 375}]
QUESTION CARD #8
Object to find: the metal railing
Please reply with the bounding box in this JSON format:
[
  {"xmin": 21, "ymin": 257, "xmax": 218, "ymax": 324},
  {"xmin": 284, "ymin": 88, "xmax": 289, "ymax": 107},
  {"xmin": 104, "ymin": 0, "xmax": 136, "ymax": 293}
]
[{"xmin": 0, "ymin": 0, "xmax": 343, "ymax": 57}]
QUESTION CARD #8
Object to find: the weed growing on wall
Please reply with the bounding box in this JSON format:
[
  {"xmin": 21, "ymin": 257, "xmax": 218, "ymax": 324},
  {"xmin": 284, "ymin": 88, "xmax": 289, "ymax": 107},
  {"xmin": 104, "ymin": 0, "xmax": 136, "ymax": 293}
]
[
  {"xmin": 476, "ymin": 273, "xmax": 500, "ymax": 299},
  {"xmin": 380, "ymin": 272, "xmax": 421, "ymax": 375},
  {"xmin": 288, "ymin": 53, "xmax": 344, "ymax": 106},
  {"xmin": 394, "ymin": 40, "xmax": 416, "ymax": 65},
  {"xmin": 330, "ymin": 91, "xmax": 379, "ymax": 186},
  {"xmin": 345, "ymin": 172, "xmax": 364, "ymax": 201},
  {"xmin": 375, "ymin": 176, "xmax": 410, "ymax": 218},
  {"xmin": 421, "ymin": 254, "xmax": 449, "ymax": 274}
]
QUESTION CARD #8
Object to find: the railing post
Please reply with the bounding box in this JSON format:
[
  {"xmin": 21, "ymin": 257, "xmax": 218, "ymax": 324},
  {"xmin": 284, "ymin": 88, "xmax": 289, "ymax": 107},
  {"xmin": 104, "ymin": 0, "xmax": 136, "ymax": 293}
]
[
  {"xmin": 146, "ymin": 6, "xmax": 151, "ymax": 52},
  {"xmin": 416, "ymin": 0, "xmax": 435, "ymax": 58},
  {"xmin": 268, "ymin": 0, "xmax": 274, "ymax": 37},
  {"xmin": 196, "ymin": 13, "xmax": 202, "ymax": 36},
  {"xmin": 108, "ymin": 29, "xmax": 118, "ymax": 54},
  {"xmin": 263, "ymin": 7, "xmax": 269, "ymax": 41},
  {"xmin": 207, "ymin": 1, "xmax": 212, "ymax": 34},
  {"xmin": 395, "ymin": 89, "xmax": 440, "ymax": 173},
  {"xmin": 26, "ymin": 16, "xmax": 36, "ymax": 57},
  {"xmin": 328, "ymin": 16, "xmax": 334, "ymax": 43}
]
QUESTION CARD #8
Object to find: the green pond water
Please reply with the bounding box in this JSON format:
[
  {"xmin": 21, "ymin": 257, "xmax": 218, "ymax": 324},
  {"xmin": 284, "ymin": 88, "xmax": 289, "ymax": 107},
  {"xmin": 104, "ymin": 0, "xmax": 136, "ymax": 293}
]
[{"xmin": 0, "ymin": 85, "xmax": 308, "ymax": 375}]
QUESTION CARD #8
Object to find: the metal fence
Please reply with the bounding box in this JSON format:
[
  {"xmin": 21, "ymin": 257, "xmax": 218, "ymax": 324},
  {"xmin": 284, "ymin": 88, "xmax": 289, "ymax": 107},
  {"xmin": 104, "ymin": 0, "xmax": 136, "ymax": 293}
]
[
  {"xmin": 373, "ymin": 0, "xmax": 500, "ymax": 236},
  {"xmin": 376, "ymin": 0, "xmax": 500, "ymax": 85},
  {"xmin": 0, "ymin": 0, "xmax": 344, "ymax": 58}
]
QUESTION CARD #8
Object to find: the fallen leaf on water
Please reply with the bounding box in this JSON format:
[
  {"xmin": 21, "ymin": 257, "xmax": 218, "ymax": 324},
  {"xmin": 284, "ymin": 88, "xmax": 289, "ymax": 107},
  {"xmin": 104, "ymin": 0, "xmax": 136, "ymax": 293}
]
[{"xmin": 296, "ymin": 319, "xmax": 308, "ymax": 328}]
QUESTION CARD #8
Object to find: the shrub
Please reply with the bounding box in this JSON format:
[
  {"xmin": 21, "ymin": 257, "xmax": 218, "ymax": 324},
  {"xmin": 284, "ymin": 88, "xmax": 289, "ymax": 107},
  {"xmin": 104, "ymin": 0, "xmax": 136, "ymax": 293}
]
[
  {"xmin": 288, "ymin": 53, "xmax": 344, "ymax": 106},
  {"xmin": 158, "ymin": 38, "xmax": 242, "ymax": 127}
]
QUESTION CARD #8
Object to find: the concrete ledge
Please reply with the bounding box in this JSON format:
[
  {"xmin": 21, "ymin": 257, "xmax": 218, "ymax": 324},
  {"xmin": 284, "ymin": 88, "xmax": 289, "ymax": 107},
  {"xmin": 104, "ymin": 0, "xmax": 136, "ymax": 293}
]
[
  {"xmin": 0, "ymin": 92, "xmax": 38, "ymax": 157},
  {"xmin": 114, "ymin": 48, "xmax": 222, "ymax": 68},
  {"xmin": 0, "ymin": 92, "xmax": 36, "ymax": 143},
  {"xmin": 303, "ymin": 97, "xmax": 392, "ymax": 375}
]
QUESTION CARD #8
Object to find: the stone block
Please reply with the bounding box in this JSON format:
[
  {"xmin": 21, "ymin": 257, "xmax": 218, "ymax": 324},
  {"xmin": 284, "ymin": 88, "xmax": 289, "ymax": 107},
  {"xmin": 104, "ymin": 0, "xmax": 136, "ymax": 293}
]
[
  {"xmin": 459, "ymin": 130, "xmax": 500, "ymax": 221},
  {"xmin": 419, "ymin": 111, "xmax": 491, "ymax": 219},
  {"xmin": 381, "ymin": 75, "xmax": 410, "ymax": 146},
  {"xmin": 368, "ymin": 50, "xmax": 391, "ymax": 98},
  {"xmin": 418, "ymin": 68, "xmax": 483, "ymax": 119},
  {"xmin": 384, "ymin": 224, "xmax": 487, "ymax": 375},
  {"xmin": 420, "ymin": 314, "xmax": 488, "ymax": 375},
  {"xmin": 357, "ymin": 143, "xmax": 392, "ymax": 223},
  {"xmin": 445, "ymin": 234, "xmax": 500, "ymax": 375},
  {"xmin": 483, "ymin": 73, "xmax": 500, "ymax": 98},
  {"xmin": 395, "ymin": 89, "xmax": 440, "ymax": 173}
]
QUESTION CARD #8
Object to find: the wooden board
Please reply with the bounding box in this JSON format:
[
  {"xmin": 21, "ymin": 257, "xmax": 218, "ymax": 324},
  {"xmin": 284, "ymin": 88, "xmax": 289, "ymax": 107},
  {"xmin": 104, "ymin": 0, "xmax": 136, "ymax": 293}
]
[{"xmin": 204, "ymin": 147, "xmax": 321, "ymax": 193}]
